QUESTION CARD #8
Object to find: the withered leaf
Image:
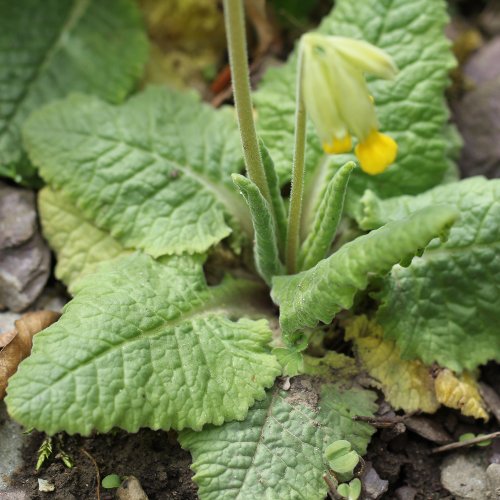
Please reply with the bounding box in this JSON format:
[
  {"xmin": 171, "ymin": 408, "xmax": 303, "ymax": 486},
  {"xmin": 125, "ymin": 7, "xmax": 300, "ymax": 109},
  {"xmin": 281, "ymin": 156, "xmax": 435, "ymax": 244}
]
[{"xmin": 0, "ymin": 310, "xmax": 60, "ymax": 399}]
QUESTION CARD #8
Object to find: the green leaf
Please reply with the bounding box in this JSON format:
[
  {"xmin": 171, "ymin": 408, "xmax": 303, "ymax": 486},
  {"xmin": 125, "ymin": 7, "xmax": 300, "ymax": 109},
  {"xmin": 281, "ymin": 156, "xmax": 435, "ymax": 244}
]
[
  {"xmin": 38, "ymin": 187, "xmax": 129, "ymax": 291},
  {"xmin": 23, "ymin": 87, "xmax": 252, "ymax": 257},
  {"xmin": 0, "ymin": 0, "xmax": 148, "ymax": 184},
  {"xmin": 325, "ymin": 440, "xmax": 359, "ymax": 474},
  {"xmin": 5, "ymin": 253, "xmax": 281, "ymax": 435},
  {"xmin": 337, "ymin": 478, "xmax": 362, "ymax": 500},
  {"xmin": 102, "ymin": 474, "xmax": 122, "ymax": 489},
  {"xmin": 272, "ymin": 347, "xmax": 304, "ymax": 377},
  {"xmin": 298, "ymin": 161, "xmax": 355, "ymax": 271},
  {"xmin": 260, "ymin": 139, "xmax": 288, "ymax": 254},
  {"xmin": 272, "ymin": 206, "xmax": 459, "ymax": 341},
  {"xmin": 232, "ymin": 174, "xmax": 284, "ymax": 285},
  {"xmin": 360, "ymin": 177, "xmax": 500, "ymax": 371},
  {"xmin": 179, "ymin": 376, "xmax": 376, "ymax": 500},
  {"xmin": 254, "ymin": 0, "xmax": 457, "ymax": 201}
]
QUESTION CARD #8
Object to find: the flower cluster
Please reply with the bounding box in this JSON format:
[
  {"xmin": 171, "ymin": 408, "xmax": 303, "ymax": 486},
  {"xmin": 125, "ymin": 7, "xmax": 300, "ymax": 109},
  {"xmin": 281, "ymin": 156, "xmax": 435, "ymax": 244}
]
[{"xmin": 301, "ymin": 34, "xmax": 398, "ymax": 175}]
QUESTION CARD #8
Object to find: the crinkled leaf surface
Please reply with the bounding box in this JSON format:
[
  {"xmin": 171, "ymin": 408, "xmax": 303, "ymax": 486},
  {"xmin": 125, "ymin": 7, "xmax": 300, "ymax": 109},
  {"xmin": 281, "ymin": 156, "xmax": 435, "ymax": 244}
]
[
  {"xmin": 360, "ymin": 177, "xmax": 500, "ymax": 371},
  {"xmin": 6, "ymin": 253, "xmax": 281, "ymax": 435},
  {"xmin": 38, "ymin": 187, "xmax": 129, "ymax": 291},
  {"xmin": 254, "ymin": 0, "xmax": 457, "ymax": 202},
  {"xmin": 180, "ymin": 377, "xmax": 376, "ymax": 500},
  {"xmin": 23, "ymin": 87, "xmax": 251, "ymax": 257},
  {"xmin": 0, "ymin": 0, "xmax": 148, "ymax": 184},
  {"xmin": 272, "ymin": 206, "xmax": 458, "ymax": 340},
  {"xmin": 345, "ymin": 316, "xmax": 439, "ymax": 413}
]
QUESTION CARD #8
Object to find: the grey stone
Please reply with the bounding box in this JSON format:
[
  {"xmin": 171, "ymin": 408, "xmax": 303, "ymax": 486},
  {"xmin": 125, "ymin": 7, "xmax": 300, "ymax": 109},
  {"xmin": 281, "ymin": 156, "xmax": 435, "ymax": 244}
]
[
  {"xmin": 0, "ymin": 182, "xmax": 50, "ymax": 311},
  {"xmin": 440, "ymin": 452, "xmax": 489, "ymax": 500},
  {"xmin": 394, "ymin": 486, "xmax": 417, "ymax": 500},
  {"xmin": 464, "ymin": 37, "xmax": 500, "ymax": 85},
  {"xmin": 455, "ymin": 77, "xmax": 500, "ymax": 178},
  {"xmin": 0, "ymin": 489, "xmax": 29, "ymax": 499},
  {"xmin": 486, "ymin": 463, "xmax": 500, "ymax": 498},
  {"xmin": 37, "ymin": 479, "xmax": 55, "ymax": 492},
  {"xmin": 117, "ymin": 476, "xmax": 149, "ymax": 500},
  {"xmin": 0, "ymin": 403, "xmax": 25, "ymax": 491},
  {"xmin": 361, "ymin": 462, "xmax": 388, "ymax": 499},
  {"xmin": 0, "ymin": 312, "xmax": 20, "ymax": 334}
]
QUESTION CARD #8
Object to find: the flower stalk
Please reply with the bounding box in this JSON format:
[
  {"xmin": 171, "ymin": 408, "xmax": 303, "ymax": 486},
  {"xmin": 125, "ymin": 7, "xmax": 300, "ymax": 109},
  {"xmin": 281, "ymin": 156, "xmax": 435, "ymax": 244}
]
[
  {"xmin": 222, "ymin": 0, "xmax": 272, "ymax": 206},
  {"xmin": 286, "ymin": 45, "xmax": 307, "ymax": 274}
]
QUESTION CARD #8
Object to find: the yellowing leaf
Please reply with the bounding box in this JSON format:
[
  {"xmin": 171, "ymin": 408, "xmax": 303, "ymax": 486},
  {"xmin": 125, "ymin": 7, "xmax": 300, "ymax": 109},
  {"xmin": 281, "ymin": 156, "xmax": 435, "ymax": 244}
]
[
  {"xmin": 434, "ymin": 369, "xmax": 489, "ymax": 420},
  {"xmin": 345, "ymin": 316, "xmax": 439, "ymax": 413}
]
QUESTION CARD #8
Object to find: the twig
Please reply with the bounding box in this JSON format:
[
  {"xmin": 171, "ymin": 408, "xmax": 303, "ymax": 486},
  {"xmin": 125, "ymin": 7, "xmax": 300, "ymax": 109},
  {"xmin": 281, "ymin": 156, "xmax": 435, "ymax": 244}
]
[
  {"xmin": 80, "ymin": 448, "xmax": 101, "ymax": 500},
  {"xmin": 353, "ymin": 414, "xmax": 411, "ymax": 428},
  {"xmin": 323, "ymin": 474, "xmax": 341, "ymax": 499},
  {"xmin": 430, "ymin": 431, "xmax": 500, "ymax": 454}
]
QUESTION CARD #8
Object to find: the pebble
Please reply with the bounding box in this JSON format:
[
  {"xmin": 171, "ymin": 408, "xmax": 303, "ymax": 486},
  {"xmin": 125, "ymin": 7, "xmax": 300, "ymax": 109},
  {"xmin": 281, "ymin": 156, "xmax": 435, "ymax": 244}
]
[
  {"xmin": 37, "ymin": 478, "xmax": 55, "ymax": 492},
  {"xmin": 116, "ymin": 476, "xmax": 149, "ymax": 500},
  {"xmin": 0, "ymin": 182, "xmax": 50, "ymax": 312},
  {"xmin": 440, "ymin": 451, "xmax": 490, "ymax": 499},
  {"xmin": 361, "ymin": 461, "xmax": 388, "ymax": 499}
]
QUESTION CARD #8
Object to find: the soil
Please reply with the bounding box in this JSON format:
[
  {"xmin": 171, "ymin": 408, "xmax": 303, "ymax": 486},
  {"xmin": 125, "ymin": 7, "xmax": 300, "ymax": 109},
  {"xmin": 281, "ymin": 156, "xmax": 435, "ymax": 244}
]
[{"xmin": 9, "ymin": 429, "xmax": 197, "ymax": 499}]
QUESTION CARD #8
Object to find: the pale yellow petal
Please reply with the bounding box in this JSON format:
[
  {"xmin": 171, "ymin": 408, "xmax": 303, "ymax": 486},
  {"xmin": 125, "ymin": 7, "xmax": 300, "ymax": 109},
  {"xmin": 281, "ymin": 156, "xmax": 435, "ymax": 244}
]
[
  {"xmin": 327, "ymin": 36, "xmax": 398, "ymax": 79},
  {"xmin": 434, "ymin": 369, "xmax": 489, "ymax": 420},
  {"xmin": 345, "ymin": 316, "xmax": 439, "ymax": 413}
]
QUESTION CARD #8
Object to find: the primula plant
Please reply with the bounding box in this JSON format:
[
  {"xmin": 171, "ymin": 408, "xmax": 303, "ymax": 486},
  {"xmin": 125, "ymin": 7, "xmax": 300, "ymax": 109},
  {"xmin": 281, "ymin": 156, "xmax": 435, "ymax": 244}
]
[{"xmin": 3, "ymin": 0, "xmax": 500, "ymax": 498}]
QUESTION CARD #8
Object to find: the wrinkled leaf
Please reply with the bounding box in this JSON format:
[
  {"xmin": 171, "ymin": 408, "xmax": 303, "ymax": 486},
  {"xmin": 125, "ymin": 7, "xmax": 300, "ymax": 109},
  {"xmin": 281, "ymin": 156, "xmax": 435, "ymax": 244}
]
[
  {"xmin": 24, "ymin": 87, "xmax": 252, "ymax": 258},
  {"xmin": 345, "ymin": 316, "xmax": 439, "ymax": 413},
  {"xmin": 38, "ymin": 187, "xmax": 129, "ymax": 291},
  {"xmin": 0, "ymin": 0, "xmax": 148, "ymax": 184},
  {"xmin": 1, "ymin": 311, "xmax": 60, "ymax": 399},
  {"xmin": 435, "ymin": 369, "xmax": 488, "ymax": 420},
  {"xmin": 254, "ymin": 0, "xmax": 458, "ymax": 206},
  {"xmin": 360, "ymin": 177, "xmax": 500, "ymax": 371},
  {"xmin": 232, "ymin": 174, "xmax": 284, "ymax": 285},
  {"xmin": 272, "ymin": 206, "xmax": 458, "ymax": 342},
  {"xmin": 6, "ymin": 253, "xmax": 280, "ymax": 434},
  {"xmin": 180, "ymin": 376, "xmax": 376, "ymax": 500}
]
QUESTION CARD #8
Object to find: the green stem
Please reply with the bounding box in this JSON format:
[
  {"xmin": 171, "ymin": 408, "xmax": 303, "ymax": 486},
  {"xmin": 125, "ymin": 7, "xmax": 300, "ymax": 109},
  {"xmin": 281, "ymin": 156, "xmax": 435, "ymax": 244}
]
[
  {"xmin": 286, "ymin": 46, "xmax": 307, "ymax": 274},
  {"xmin": 223, "ymin": 0, "xmax": 272, "ymax": 206}
]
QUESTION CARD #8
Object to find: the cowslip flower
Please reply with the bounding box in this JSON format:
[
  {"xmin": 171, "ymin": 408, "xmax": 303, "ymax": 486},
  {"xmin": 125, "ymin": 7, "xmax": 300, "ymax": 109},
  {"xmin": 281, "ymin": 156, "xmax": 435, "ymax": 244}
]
[{"xmin": 300, "ymin": 34, "xmax": 398, "ymax": 175}]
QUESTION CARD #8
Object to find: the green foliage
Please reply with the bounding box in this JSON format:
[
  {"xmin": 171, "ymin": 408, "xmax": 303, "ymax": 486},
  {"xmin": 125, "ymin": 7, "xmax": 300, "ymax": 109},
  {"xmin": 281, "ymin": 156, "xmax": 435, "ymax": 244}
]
[
  {"xmin": 298, "ymin": 161, "xmax": 355, "ymax": 271},
  {"xmin": 0, "ymin": 0, "xmax": 148, "ymax": 185},
  {"xmin": 360, "ymin": 177, "xmax": 500, "ymax": 371},
  {"xmin": 272, "ymin": 206, "xmax": 458, "ymax": 342},
  {"xmin": 6, "ymin": 253, "xmax": 280, "ymax": 435},
  {"xmin": 38, "ymin": 187, "xmax": 129, "ymax": 291},
  {"xmin": 232, "ymin": 174, "xmax": 284, "ymax": 284},
  {"xmin": 179, "ymin": 377, "xmax": 376, "ymax": 500},
  {"xmin": 325, "ymin": 440, "xmax": 360, "ymax": 475},
  {"xmin": 337, "ymin": 478, "xmax": 362, "ymax": 500},
  {"xmin": 102, "ymin": 474, "xmax": 122, "ymax": 489},
  {"xmin": 254, "ymin": 0, "xmax": 457, "ymax": 204},
  {"xmin": 36, "ymin": 437, "xmax": 53, "ymax": 471},
  {"xmin": 24, "ymin": 87, "xmax": 252, "ymax": 257}
]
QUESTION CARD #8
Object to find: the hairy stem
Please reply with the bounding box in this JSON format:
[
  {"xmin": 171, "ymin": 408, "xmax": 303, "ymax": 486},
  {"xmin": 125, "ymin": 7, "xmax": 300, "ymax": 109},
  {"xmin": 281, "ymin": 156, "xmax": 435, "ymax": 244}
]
[
  {"xmin": 286, "ymin": 46, "xmax": 307, "ymax": 274},
  {"xmin": 223, "ymin": 0, "xmax": 272, "ymax": 206}
]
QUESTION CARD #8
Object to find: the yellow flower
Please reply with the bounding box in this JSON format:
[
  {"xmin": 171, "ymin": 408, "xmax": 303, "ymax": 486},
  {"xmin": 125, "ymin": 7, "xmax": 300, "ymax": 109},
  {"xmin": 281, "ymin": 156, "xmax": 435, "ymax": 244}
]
[{"xmin": 301, "ymin": 34, "xmax": 398, "ymax": 175}]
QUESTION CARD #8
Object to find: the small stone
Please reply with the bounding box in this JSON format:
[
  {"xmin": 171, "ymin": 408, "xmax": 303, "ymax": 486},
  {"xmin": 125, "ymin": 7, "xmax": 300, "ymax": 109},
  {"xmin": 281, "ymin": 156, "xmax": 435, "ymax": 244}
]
[
  {"xmin": 394, "ymin": 486, "xmax": 417, "ymax": 500},
  {"xmin": 486, "ymin": 463, "xmax": 500, "ymax": 498},
  {"xmin": 361, "ymin": 461, "xmax": 388, "ymax": 499},
  {"xmin": 0, "ymin": 182, "xmax": 50, "ymax": 312},
  {"xmin": 0, "ymin": 489, "xmax": 29, "ymax": 499},
  {"xmin": 37, "ymin": 478, "xmax": 55, "ymax": 492},
  {"xmin": 464, "ymin": 37, "xmax": 500, "ymax": 85},
  {"xmin": 116, "ymin": 476, "xmax": 149, "ymax": 500},
  {"xmin": 440, "ymin": 452, "xmax": 489, "ymax": 500}
]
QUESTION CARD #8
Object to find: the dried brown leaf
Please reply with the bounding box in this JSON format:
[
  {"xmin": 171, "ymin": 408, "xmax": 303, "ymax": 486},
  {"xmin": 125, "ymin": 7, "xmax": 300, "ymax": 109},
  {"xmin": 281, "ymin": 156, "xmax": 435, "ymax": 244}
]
[{"xmin": 0, "ymin": 310, "xmax": 60, "ymax": 399}]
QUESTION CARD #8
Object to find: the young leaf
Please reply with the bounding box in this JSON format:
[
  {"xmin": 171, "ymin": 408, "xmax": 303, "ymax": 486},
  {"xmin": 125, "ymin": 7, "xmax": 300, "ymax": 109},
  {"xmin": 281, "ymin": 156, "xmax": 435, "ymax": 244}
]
[
  {"xmin": 23, "ymin": 87, "xmax": 252, "ymax": 258},
  {"xmin": 5, "ymin": 253, "xmax": 281, "ymax": 435},
  {"xmin": 259, "ymin": 139, "xmax": 288, "ymax": 252},
  {"xmin": 325, "ymin": 440, "xmax": 359, "ymax": 474},
  {"xmin": 360, "ymin": 177, "xmax": 500, "ymax": 371},
  {"xmin": 38, "ymin": 187, "xmax": 129, "ymax": 291},
  {"xmin": 179, "ymin": 377, "xmax": 376, "ymax": 500},
  {"xmin": 272, "ymin": 206, "xmax": 459, "ymax": 342},
  {"xmin": 0, "ymin": 0, "xmax": 148, "ymax": 184},
  {"xmin": 254, "ymin": 0, "xmax": 457, "ymax": 200},
  {"xmin": 232, "ymin": 174, "xmax": 284, "ymax": 285},
  {"xmin": 298, "ymin": 161, "xmax": 355, "ymax": 271}
]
